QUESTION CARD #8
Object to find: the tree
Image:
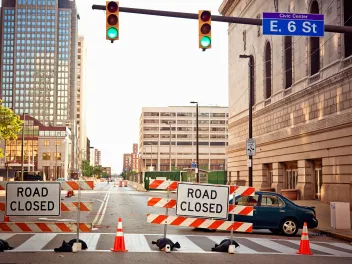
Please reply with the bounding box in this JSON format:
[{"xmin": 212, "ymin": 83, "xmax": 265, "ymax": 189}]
[
  {"xmin": 93, "ymin": 165, "xmax": 103, "ymax": 178},
  {"xmin": 81, "ymin": 160, "xmax": 93, "ymax": 177},
  {"xmin": 0, "ymin": 100, "xmax": 23, "ymax": 158}
]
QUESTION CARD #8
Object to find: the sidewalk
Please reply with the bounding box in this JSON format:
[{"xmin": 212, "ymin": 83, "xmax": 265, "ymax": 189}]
[{"xmin": 295, "ymin": 200, "xmax": 352, "ymax": 242}]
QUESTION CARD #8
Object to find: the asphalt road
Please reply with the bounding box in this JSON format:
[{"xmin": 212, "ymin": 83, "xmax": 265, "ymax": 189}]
[
  {"xmin": 1, "ymin": 182, "xmax": 352, "ymax": 261},
  {"xmin": 1, "ymin": 252, "xmax": 352, "ymax": 264}
]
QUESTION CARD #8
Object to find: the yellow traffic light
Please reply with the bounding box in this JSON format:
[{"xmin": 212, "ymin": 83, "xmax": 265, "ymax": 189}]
[
  {"xmin": 198, "ymin": 10, "xmax": 211, "ymax": 50},
  {"xmin": 106, "ymin": 1, "xmax": 119, "ymax": 42}
]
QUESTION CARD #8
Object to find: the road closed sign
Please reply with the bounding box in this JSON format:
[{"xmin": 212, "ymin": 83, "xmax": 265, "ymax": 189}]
[
  {"xmin": 5, "ymin": 182, "xmax": 61, "ymax": 216},
  {"xmin": 176, "ymin": 183, "xmax": 229, "ymax": 219}
]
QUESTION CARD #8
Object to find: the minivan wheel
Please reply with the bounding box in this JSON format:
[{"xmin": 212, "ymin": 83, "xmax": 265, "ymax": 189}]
[{"xmin": 280, "ymin": 218, "xmax": 298, "ymax": 236}]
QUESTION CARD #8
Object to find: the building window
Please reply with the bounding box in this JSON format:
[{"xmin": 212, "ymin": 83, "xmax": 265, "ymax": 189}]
[
  {"xmin": 344, "ymin": 0, "xmax": 352, "ymax": 58},
  {"xmin": 44, "ymin": 140, "xmax": 50, "ymax": 146},
  {"xmin": 310, "ymin": 1, "xmax": 320, "ymax": 75},
  {"xmin": 265, "ymin": 42, "xmax": 272, "ymax": 99},
  {"xmin": 284, "ymin": 36, "xmax": 293, "ymax": 89},
  {"xmin": 55, "ymin": 140, "xmax": 60, "ymax": 146},
  {"xmin": 54, "ymin": 153, "xmax": 61, "ymax": 160},
  {"xmin": 43, "ymin": 152, "xmax": 51, "ymax": 160}
]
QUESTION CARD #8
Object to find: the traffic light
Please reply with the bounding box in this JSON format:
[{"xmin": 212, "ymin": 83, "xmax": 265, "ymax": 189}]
[
  {"xmin": 106, "ymin": 1, "xmax": 119, "ymax": 42},
  {"xmin": 198, "ymin": 10, "xmax": 211, "ymax": 50}
]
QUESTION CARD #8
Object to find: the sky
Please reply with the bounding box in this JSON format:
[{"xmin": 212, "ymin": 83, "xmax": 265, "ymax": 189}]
[{"xmin": 76, "ymin": 0, "xmax": 229, "ymax": 173}]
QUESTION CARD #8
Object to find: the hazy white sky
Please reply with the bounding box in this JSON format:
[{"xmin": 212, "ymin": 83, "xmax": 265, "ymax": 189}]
[{"xmin": 78, "ymin": 0, "xmax": 228, "ymax": 173}]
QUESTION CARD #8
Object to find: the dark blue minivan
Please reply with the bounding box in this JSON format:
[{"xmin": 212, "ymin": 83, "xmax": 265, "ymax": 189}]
[{"xmin": 229, "ymin": 191, "xmax": 318, "ymax": 236}]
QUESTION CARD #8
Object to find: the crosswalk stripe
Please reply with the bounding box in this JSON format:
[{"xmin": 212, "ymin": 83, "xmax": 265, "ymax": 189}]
[
  {"xmin": 78, "ymin": 233, "xmax": 101, "ymax": 251},
  {"xmin": 14, "ymin": 234, "xmax": 56, "ymax": 251},
  {"xmin": 125, "ymin": 234, "xmax": 152, "ymax": 252},
  {"xmin": 328, "ymin": 243, "xmax": 352, "ymax": 251},
  {"xmin": 166, "ymin": 235, "xmax": 204, "ymax": 253},
  {"xmin": 290, "ymin": 240, "xmax": 352, "ymax": 257},
  {"xmin": 207, "ymin": 236, "xmax": 257, "ymax": 254},
  {"xmin": 0, "ymin": 234, "xmax": 14, "ymax": 240},
  {"xmin": 246, "ymin": 238, "xmax": 297, "ymax": 254}
]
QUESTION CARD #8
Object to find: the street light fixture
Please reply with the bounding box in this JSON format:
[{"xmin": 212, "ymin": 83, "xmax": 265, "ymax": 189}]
[
  {"xmin": 190, "ymin": 101, "xmax": 199, "ymax": 183},
  {"xmin": 239, "ymin": 54, "xmax": 254, "ymax": 187}
]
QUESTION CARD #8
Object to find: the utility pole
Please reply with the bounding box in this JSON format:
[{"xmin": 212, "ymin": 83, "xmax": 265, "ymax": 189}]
[
  {"xmin": 56, "ymin": 132, "xmax": 58, "ymax": 180},
  {"xmin": 148, "ymin": 143, "xmax": 153, "ymax": 171},
  {"xmin": 21, "ymin": 113, "xmax": 27, "ymax": 181},
  {"xmin": 169, "ymin": 122, "xmax": 172, "ymax": 171},
  {"xmin": 239, "ymin": 54, "xmax": 254, "ymax": 187},
  {"xmin": 190, "ymin": 101, "xmax": 199, "ymax": 183}
]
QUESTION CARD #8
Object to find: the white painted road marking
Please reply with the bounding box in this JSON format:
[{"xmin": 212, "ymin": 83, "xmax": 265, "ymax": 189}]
[{"xmin": 2, "ymin": 233, "xmax": 351, "ymax": 257}]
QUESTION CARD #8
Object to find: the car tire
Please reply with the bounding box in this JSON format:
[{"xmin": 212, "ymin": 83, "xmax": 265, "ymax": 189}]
[
  {"xmin": 280, "ymin": 218, "xmax": 298, "ymax": 236},
  {"xmin": 269, "ymin": 229, "xmax": 281, "ymax": 235}
]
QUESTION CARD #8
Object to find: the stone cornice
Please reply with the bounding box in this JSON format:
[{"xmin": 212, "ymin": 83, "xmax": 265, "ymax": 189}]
[
  {"xmin": 229, "ymin": 66, "xmax": 352, "ymax": 129},
  {"xmin": 218, "ymin": 0, "xmax": 240, "ymax": 16}
]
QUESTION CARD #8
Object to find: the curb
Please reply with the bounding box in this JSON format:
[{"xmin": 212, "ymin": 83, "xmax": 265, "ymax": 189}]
[{"xmin": 312, "ymin": 228, "xmax": 352, "ymax": 243}]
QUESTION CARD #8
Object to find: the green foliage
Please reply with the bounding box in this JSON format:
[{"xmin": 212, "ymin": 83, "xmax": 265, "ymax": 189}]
[
  {"xmin": 93, "ymin": 165, "xmax": 103, "ymax": 177},
  {"xmin": 0, "ymin": 100, "xmax": 23, "ymax": 158},
  {"xmin": 81, "ymin": 160, "xmax": 93, "ymax": 177}
]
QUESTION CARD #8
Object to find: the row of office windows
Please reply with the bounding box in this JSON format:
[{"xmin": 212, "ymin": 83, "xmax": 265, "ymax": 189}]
[
  {"xmin": 143, "ymin": 127, "xmax": 226, "ymax": 132},
  {"xmin": 144, "ymin": 112, "xmax": 228, "ymax": 117},
  {"xmin": 42, "ymin": 152, "xmax": 62, "ymax": 161},
  {"xmin": 143, "ymin": 141, "xmax": 227, "ymax": 146},
  {"xmin": 144, "ymin": 119, "xmax": 227, "ymax": 125},
  {"xmin": 18, "ymin": 1, "xmax": 57, "ymax": 6},
  {"xmin": 144, "ymin": 134, "xmax": 227, "ymax": 139}
]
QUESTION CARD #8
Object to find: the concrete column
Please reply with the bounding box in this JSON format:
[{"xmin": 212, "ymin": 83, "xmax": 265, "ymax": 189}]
[
  {"xmin": 321, "ymin": 156, "xmax": 352, "ymax": 207},
  {"xmin": 297, "ymin": 160, "xmax": 314, "ymax": 200},
  {"xmin": 272, "ymin": 162, "xmax": 285, "ymax": 193},
  {"xmin": 253, "ymin": 164, "xmax": 269, "ymax": 189}
]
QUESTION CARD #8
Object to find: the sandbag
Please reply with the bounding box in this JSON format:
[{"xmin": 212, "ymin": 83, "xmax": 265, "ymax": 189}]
[
  {"xmin": 211, "ymin": 239, "xmax": 240, "ymax": 252},
  {"xmin": 152, "ymin": 238, "xmax": 181, "ymax": 251},
  {"xmin": 0, "ymin": 239, "xmax": 14, "ymax": 252}
]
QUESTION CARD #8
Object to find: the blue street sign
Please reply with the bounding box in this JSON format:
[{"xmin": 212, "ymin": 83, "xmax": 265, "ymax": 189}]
[
  {"xmin": 263, "ymin": 12, "xmax": 324, "ymax": 37},
  {"xmin": 191, "ymin": 162, "xmax": 196, "ymax": 169}
]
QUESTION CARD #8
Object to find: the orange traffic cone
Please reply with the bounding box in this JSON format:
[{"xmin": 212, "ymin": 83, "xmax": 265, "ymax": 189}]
[
  {"xmin": 3, "ymin": 215, "xmax": 10, "ymax": 222},
  {"xmin": 111, "ymin": 218, "xmax": 128, "ymax": 252},
  {"xmin": 297, "ymin": 222, "xmax": 312, "ymax": 255}
]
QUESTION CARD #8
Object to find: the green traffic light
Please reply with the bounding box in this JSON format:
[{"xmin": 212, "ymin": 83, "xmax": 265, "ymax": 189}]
[
  {"xmin": 107, "ymin": 27, "xmax": 118, "ymax": 39},
  {"xmin": 200, "ymin": 36, "xmax": 211, "ymax": 48}
]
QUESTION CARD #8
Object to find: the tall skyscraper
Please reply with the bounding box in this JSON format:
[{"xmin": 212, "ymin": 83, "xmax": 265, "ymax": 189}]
[
  {"xmin": 77, "ymin": 35, "xmax": 87, "ymax": 166},
  {"xmin": 0, "ymin": 0, "xmax": 79, "ymax": 172}
]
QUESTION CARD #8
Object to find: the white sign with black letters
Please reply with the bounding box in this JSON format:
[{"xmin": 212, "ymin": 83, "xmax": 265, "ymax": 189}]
[
  {"xmin": 5, "ymin": 182, "xmax": 61, "ymax": 216},
  {"xmin": 176, "ymin": 183, "xmax": 229, "ymax": 219}
]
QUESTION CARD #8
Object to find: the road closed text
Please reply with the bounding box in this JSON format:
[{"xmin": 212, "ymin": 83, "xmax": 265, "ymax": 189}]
[
  {"xmin": 5, "ymin": 182, "xmax": 61, "ymax": 216},
  {"xmin": 9, "ymin": 187, "xmax": 55, "ymax": 211},
  {"xmin": 176, "ymin": 183, "xmax": 229, "ymax": 219},
  {"xmin": 179, "ymin": 188, "xmax": 223, "ymax": 214}
]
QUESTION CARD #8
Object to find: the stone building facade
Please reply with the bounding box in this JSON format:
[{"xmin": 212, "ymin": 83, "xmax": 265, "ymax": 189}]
[{"xmin": 219, "ymin": 0, "xmax": 352, "ymax": 205}]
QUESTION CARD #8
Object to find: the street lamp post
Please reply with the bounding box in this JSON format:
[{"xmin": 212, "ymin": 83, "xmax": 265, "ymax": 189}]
[
  {"xmin": 148, "ymin": 143, "xmax": 153, "ymax": 171},
  {"xmin": 21, "ymin": 113, "xmax": 28, "ymax": 181},
  {"xmin": 239, "ymin": 54, "xmax": 254, "ymax": 187},
  {"xmin": 190, "ymin": 101, "xmax": 199, "ymax": 183},
  {"xmin": 168, "ymin": 122, "xmax": 172, "ymax": 171}
]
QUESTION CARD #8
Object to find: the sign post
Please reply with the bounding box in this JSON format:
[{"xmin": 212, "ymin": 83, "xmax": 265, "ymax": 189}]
[
  {"xmin": 176, "ymin": 182, "xmax": 229, "ymax": 219},
  {"xmin": 263, "ymin": 12, "xmax": 324, "ymax": 37},
  {"xmin": 73, "ymin": 180, "xmax": 82, "ymax": 252},
  {"xmin": 228, "ymin": 192, "xmax": 236, "ymax": 254},
  {"xmin": 164, "ymin": 179, "xmax": 170, "ymax": 238},
  {"xmin": 5, "ymin": 182, "xmax": 61, "ymax": 216}
]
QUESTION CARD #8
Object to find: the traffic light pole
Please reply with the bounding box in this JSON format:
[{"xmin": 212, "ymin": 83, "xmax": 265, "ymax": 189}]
[{"xmin": 92, "ymin": 4, "xmax": 352, "ymax": 34}]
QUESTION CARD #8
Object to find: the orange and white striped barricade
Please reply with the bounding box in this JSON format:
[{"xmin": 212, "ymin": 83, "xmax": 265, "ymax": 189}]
[
  {"xmin": 0, "ymin": 222, "xmax": 92, "ymax": 232},
  {"xmin": 0, "ymin": 181, "xmax": 94, "ymax": 233},
  {"xmin": 146, "ymin": 179, "xmax": 255, "ymax": 253},
  {"xmin": 0, "ymin": 202, "xmax": 93, "ymax": 213}
]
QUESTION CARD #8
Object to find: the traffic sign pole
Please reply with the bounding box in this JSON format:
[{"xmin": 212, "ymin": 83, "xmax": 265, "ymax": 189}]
[{"xmin": 163, "ymin": 180, "xmax": 170, "ymax": 239}]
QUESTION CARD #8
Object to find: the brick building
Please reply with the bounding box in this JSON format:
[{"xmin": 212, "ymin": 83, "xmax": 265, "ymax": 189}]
[{"xmin": 219, "ymin": 0, "xmax": 352, "ymax": 205}]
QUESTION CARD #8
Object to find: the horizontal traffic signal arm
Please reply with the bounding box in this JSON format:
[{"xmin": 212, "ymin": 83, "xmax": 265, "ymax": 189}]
[{"xmin": 92, "ymin": 4, "xmax": 352, "ymax": 34}]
